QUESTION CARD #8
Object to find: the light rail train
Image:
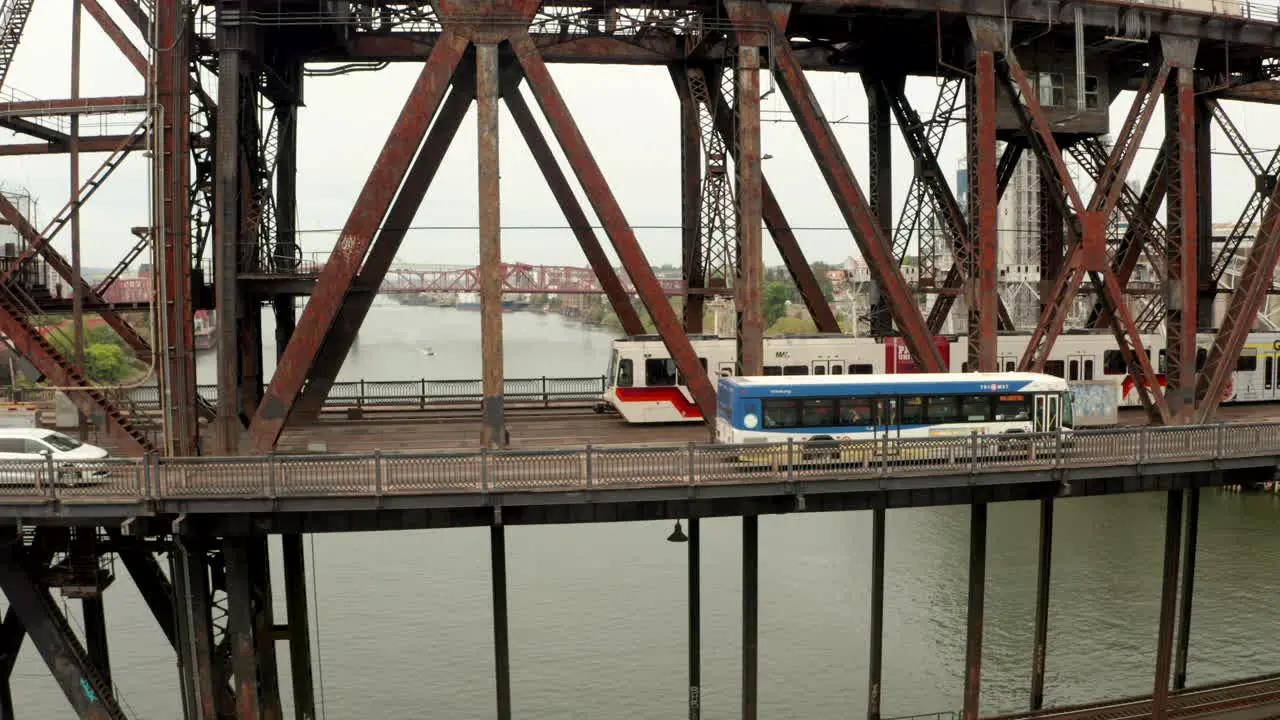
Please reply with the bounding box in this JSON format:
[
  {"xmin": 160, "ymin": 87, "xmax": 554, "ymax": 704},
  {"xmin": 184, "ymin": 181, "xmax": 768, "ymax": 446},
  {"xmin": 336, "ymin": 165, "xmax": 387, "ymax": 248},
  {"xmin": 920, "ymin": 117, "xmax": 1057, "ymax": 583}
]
[{"xmin": 603, "ymin": 330, "xmax": 1280, "ymax": 424}]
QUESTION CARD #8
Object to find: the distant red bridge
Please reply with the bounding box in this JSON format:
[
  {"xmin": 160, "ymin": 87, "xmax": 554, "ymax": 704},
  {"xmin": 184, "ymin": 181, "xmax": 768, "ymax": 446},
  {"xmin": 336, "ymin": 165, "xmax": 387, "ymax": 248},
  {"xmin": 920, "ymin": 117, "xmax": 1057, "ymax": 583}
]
[{"xmin": 99, "ymin": 263, "xmax": 686, "ymax": 304}]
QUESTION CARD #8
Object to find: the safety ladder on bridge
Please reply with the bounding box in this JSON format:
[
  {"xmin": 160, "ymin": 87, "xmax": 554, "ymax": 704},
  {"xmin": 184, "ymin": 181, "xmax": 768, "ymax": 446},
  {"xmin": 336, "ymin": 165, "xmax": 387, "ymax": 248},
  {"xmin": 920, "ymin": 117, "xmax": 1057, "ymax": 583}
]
[
  {"xmin": 40, "ymin": 120, "xmax": 150, "ymax": 246},
  {"xmin": 0, "ymin": 0, "xmax": 33, "ymax": 93}
]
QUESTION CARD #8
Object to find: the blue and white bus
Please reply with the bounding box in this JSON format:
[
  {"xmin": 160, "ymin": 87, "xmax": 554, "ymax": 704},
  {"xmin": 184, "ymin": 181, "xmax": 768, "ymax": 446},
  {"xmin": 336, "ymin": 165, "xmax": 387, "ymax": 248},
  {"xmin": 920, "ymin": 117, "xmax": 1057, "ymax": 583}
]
[{"xmin": 715, "ymin": 372, "xmax": 1072, "ymax": 445}]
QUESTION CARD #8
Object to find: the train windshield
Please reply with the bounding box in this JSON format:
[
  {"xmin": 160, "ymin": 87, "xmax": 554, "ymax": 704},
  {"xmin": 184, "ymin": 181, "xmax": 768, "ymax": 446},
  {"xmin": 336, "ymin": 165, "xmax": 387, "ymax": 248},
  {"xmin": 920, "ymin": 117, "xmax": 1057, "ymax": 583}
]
[
  {"xmin": 1061, "ymin": 391, "xmax": 1073, "ymax": 429},
  {"xmin": 606, "ymin": 350, "xmax": 618, "ymax": 388}
]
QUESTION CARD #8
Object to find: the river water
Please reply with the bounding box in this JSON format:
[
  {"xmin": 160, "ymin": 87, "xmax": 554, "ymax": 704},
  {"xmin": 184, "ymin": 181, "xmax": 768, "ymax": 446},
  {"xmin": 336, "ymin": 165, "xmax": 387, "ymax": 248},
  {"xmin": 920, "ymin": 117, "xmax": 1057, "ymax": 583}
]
[{"xmin": 12, "ymin": 298, "xmax": 1280, "ymax": 719}]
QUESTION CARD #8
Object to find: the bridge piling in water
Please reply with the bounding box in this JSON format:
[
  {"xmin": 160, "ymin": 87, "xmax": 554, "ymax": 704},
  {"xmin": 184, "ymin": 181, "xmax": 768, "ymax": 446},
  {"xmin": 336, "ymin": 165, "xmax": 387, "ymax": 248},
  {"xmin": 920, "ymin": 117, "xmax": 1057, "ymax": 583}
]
[
  {"xmin": 1029, "ymin": 498, "xmax": 1054, "ymax": 711},
  {"xmin": 1173, "ymin": 487, "xmax": 1201, "ymax": 692},
  {"xmin": 964, "ymin": 502, "xmax": 989, "ymax": 720}
]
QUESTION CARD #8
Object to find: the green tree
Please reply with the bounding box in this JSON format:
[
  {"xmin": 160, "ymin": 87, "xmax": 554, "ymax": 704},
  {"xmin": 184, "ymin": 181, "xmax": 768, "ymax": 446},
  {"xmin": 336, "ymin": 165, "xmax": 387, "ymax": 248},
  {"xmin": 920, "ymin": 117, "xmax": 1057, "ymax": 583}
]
[
  {"xmin": 764, "ymin": 281, "xmax": 792, "ymax": 326},
  {"xmin": 85, "ymin": 344, "xmax": 129, "ymax": 383}
]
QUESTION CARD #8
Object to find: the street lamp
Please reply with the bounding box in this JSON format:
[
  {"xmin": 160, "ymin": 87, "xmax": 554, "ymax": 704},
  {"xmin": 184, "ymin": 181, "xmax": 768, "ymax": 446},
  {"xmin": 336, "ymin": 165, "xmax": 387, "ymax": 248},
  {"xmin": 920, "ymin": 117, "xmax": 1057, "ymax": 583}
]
[{"xmin": 667, "ymin": 519, "xmax": 689, "ymax": 543}]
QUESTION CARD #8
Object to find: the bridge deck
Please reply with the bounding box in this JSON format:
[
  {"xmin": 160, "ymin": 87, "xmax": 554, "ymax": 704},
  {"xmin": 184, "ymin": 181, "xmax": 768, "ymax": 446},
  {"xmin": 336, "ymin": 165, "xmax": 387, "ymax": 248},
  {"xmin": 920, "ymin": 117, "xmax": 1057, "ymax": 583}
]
[{"xmin": 985, "ymin": 673, "xmax": 1280, "ymax": 719}]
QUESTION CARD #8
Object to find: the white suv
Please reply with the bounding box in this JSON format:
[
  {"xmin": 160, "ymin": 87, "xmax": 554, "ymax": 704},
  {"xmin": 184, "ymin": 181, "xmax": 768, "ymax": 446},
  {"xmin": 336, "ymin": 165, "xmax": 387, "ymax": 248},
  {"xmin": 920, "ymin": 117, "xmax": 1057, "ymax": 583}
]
[{"xmin": 0, "ymin": 428, "xmax": 110, "ymax": 486}]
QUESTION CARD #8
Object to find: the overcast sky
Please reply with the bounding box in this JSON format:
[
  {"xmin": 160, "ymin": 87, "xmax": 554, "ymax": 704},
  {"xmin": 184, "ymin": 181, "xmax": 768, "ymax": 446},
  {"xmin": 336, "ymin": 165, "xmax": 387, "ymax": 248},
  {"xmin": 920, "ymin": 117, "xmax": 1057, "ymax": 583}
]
[{"xmin": 4, "ymin": 3, "xmax": 1280, "ymax": 275}]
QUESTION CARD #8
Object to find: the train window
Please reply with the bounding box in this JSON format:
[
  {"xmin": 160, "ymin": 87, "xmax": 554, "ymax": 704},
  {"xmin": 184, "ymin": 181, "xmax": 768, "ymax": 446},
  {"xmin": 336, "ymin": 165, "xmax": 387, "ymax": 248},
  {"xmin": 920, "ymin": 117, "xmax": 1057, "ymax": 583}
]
[
  {"xmin": 1045, "ymin": 360, "xmax": 1065, "ymax": 378},
  {"xmin": 1068, "ymin": 360, "xmax": 1079, "ymax": 381},
  {"xmin": 1084, "ymin": 359, "xmax": 1094, "ymax": 380},
  {"xmin": 901, "ymin": 396, "xmax": 925, "ymax": 424},
  {"xmin": 926, "ymin": 396, "xmax": 960, "ymax": 424},
  {"xmin": 800, "ymin": 399, "xmax": 836, "ymax": 427},
  {"xmin": 1238, "ymin": 354, "xmax": 1258, "ymax": 372},
  {"xmin": 675, "ymin": 358, "xmax": 708, "ymax": 385},
  {"xmin": 762, "ymin": 399, "xmax": 799, "ymax": 428},
  {"xmin": 1196, "ymin": 348, "xmax": 1207, "ymax": 371},
  {"xmin": 1005, "ymin": 361, "xmax": 1015, "ymax": 372},
  {"xmin": 1268, "ymin": 357, "xmax": 1274, "ymax": 390},
  {"xmin": 849, "ymin": 364, "xmax": 874, "ymax": 375},
  {"xmin": 1103, "ymin": 350, "xmax": 1126, "ymax": 375},
  {"xmin": 830, "ymin": 365, "xmax": 844, "ymax": 375},
  {"xmin": 995, "ymin": 394, "xmax": 1031, "ymax": 421},
  {"xmin": 616, "ymin": 359, "xmax": 634, "ymax": 387},
  {"xmin": 838, "ymin": 398, "xmax": 874, "ymax": 426},
  {"xmin": 763, "ymin": 366, "xmax": 782, "ymax": 376},
  {"xmin": 783, "ymin": 365, "xmax": 809, "ymax": 376},
  {"xmin": 961, "ymin": 395, "xmax": 992, "ymax": 422},
  {"xmin": 1158, "ymin": 350, "xmax": 1169, "ymax": 374},
  {"xmin": 814, "ymin": 365, "xmax": 827, "ymax": 376},
  {"xmin": 645, "ymin": 358, "xmax": 678, "ymax": 386}
]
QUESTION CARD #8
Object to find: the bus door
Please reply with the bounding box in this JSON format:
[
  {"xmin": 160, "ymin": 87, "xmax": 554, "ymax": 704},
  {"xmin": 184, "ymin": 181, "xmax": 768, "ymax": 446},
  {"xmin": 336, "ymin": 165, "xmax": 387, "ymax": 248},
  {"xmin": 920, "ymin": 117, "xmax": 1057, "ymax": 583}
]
[{"xmin": 1033, "ymin": 394, "xmax": 1060, "ymax": 432}]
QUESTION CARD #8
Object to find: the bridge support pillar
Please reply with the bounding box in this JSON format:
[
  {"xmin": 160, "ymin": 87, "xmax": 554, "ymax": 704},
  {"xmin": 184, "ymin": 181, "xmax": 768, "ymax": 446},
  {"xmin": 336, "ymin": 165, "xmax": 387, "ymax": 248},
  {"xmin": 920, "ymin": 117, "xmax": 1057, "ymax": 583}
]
[
  {"xmin": 477, "ymin": 41, "xmax": 507, "ymax": 449},
  {"xmin": 1029, "ymin": 497, "xmax": 1054, "ymax": 710},
  {"xmin": 687, "ymin": 517, "xmax": 701, "ymax": 720},
  {"xmin": 282, "ymin": 534, "xmax": 316, "ymax": 719},
  {"xmin": 490, "ymin": 525, "xmax": 512, "ymax": 720},
  {"xmin": 0, "ymin": 607, "xmax": 25, "ymax": 720},
  {"xmin": 864, "ymin": 73, "xmax": 893, "ymax": 337},
  {"xmin": 963, "ymin": 502, "xmax": 987, "ymax": 720},
  {"xmin": 734, "ymin": 44, "xmax": 764, "ymax": 377},
  {"xmin": 1153, "ymin": 489, "xmax": 1184, "ymax": 718},
  {"xmin": 742, "ymin": 514, "xmax": 758, "ymax": 720},
  {"xmin": 172, "ymin": 538, "xmax": 221, "ymax": 720},
  {"xmin": 867, "ymin": 503, "xmax": 886, "ymax": 720},
  {"xmin": 672, "ymin": 66, "xmax": 704, "ymax": 334},
  {"xmin": 82, "ymin": 593, "xmax": 111, "ymax": 688},
  {"xmin": 1173, "ymin": 487, "xmax": 1200, "ymax": 690},
  {"xmin": 224, "ymin": 536, "xmax": 283, "ymax": 720}
]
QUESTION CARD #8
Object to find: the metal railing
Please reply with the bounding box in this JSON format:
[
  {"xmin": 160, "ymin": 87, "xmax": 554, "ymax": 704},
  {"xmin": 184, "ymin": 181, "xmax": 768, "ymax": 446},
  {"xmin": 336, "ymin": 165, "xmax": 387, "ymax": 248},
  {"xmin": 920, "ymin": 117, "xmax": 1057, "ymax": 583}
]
[
  {"xmin": 0, "ymin": 376, "xmax": 610, "ymax": 412},
  {"xmin": 1, "ymin": 422, "xmax": 1277, "ymax": 505}
]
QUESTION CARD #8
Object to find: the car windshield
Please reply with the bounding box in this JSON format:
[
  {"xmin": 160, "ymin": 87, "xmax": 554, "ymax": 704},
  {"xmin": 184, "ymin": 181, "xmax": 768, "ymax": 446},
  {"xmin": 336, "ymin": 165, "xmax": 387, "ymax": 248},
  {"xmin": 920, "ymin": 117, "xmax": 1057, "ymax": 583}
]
[{"xmin": 42, "ymin": 433, "xmax": 83, "ymax": 452}]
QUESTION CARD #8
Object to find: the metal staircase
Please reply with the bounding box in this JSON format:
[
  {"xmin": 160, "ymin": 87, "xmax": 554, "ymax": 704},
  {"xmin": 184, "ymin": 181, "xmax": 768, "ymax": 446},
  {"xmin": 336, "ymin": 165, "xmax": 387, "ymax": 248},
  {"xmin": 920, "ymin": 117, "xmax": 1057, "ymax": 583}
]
[
  {"xmin": 0, "ymin": 0, "xmax": 34, "ymax": 92},
  {"xmin": 0, "ymin": 286, "xmax": 156, "ymax": 455}
]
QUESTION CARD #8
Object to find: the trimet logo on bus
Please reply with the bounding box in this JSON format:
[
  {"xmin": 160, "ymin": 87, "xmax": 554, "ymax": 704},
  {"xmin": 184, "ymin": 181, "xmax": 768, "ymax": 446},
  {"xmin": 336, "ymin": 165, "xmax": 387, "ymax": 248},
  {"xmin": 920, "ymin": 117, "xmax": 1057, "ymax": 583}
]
[{"xmin": 980, "ymin": 383, "xmax": 1009, "ymax": 391}]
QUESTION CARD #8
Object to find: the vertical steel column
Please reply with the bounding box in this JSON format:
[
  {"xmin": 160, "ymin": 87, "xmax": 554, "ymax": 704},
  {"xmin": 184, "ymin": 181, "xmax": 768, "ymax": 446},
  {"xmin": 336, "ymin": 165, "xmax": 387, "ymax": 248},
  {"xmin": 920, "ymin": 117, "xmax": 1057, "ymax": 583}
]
[
  {"xmin": 172, "ymin": 539, "xmax": 219, "ymax": 720},
  {"xmin": 224, "ymin": 539, "xmax": 263, "ymax": 720},
  {"xmin": 1173, "ymin": 487, "xmax": 1200, "ymax": 690},
  {"xmin": 865, "ymin": 76, "xmax": 893, "ymax": 336},
  {"xmin": 477, "ymin": 42, "xmax": 506, "ymax": 448},
  {"xmin": 1029, "ymin": 497, "xmax": 1054, "ymax": 710},
  {"xmin": 213, "ymin": 3, "xmax": 245, "ymax": 455},
  {"xmin": 273, "ymin": 68, "xmax": 300, "ymax": 357},
  {"xmin": 963, "ymin": 503, "xmax": 988, "ymax": 720},
  {"xmin": 0, "ymin": 608, "xmax": 23, "ymax": 720},
  {"xmin": 70, "ymin": 0, "xmax": 87, "ymax": 440},
  {"xmin": 157, "ymin": 0, "xmax": 197, "ymax": 455},
  {"xmin": 673, "ymin": 67, "xmax": 705, "ymax": 333},
  {"xmin": 867, "ymin": 505, "xmax": 886, "ymax": 720},
  {"xmin": 742, "ymin": 515, "xmax": 758, "ymax": 720},
  {"xmin": 688, "ymin": 517, "xmax": 701, "ymax": 720},
  {"xmin": 1164, "ymin": 53, "xmax": 1199, "ymax": 423},
  {"xmin": 1039, "ymin": 172, "xmax": 1065, "ymax": 320},
  {"xmin": 249, "ymin": 538, "xmax": 282, "ymax": 720},
  {"xmin": 82, "ymin": 594, "xmax": 111, "ymax": 688},
  {"xmin": 967, "ymin": 47, "xmax": 999, "ymax": 372},
  {"xmin": 282, "ymin": 535, "xmax": 315, "ymax": 719},
  {"xmin": 736, "ymin": 46, "xmax": 763, "ymax": 376},
  {"xmin": 1194, "ymin": 100, "xmax": 1214, "ymax": 329},
  {"xmin": 1152, "ymin": 490, "xmax": 1184, "ymax": 718},
  {"xmin": 491, "ymin": 525, "xmax": 511, "ymax": 720}
]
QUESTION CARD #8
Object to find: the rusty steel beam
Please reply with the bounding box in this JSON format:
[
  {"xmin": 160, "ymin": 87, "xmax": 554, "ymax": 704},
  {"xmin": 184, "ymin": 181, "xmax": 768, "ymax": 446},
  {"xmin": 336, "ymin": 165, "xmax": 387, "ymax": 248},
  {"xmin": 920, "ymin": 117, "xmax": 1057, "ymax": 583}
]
[
  {"xmin": 672, "ymin": 66, "xmax": 705, "ymax": 333},
  {"xmin": 0, "ymin": 95, "xmax": 147, "ymax": 117},
  {"xmin": 864, "ymin": 73, "xmax": 893, "ymax": 336},
  {"xmin": 294, "ymin": 69, "xmax": 482, "ymax": 422},
  {"xmin": 478, "ymin": 41, "xmax": 506, "ymax": 448},
  {"xmin": 967, "ymin": 38, "xmax": 999, "ymax": 372},
  {"xmin": 249, "ymin": 32, "xmax": 469, "ymax": 451},
  {"xmin": 763, "ymin": 10, "xmax": 944, "ymax": 371},
  {"xmin": 511, "ymin": 32, "xmax": 718, "ymax": 419},
  {"xmin": 1164, "ymin": 43, "xmax": 1200, "ymax": 423},
  {"xmin": 1195, "ymin": 171, "xmax": 1280, "ymax": 422},
  {"xmin": 114, "ymin": 0, "xmax": 149, "ymax": 35},
  {"xmin": 506, "ymin": 90, "xmax": 645, "ymax": 335},
  {"xmin": 0, "ymin": 132, "xmax": 169, "ymax": 155},
  {"xmin": 82, "ymin": 0, "xmax": 147, "ymax": 76},
  {"xmin": 736, "ymin": 44, "xmax": 764, "ymax": 376},
  {"xmin": 703, "ymin": 75, "xmax": 840, "ymax": 333}
]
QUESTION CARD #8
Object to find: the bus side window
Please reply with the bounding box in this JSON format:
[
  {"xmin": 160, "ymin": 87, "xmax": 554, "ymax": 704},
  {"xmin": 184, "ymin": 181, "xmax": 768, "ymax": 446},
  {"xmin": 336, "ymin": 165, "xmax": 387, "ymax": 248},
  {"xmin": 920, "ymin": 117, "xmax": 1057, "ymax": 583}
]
[
  {"xmin": 961, "ymin": 395, "xmax": 992, "ymax": 422},
  {"xmin": 1084, "ymin": 359, "xmax": 1094, "ymax": 380},
  {"xmin": 800, "ymin": 399, "xmax": 835, "ymax": 426},
  {"xmin": 1068, "ymin": 360, "xmax": 1079, "ymax": 381},
  {"xmin": 1045, "ymin": 360, "xmax": 1065, "ymax": 378},
  {"xmin": 762, "ymin": 398, "xmax": 799, "ymax": 428},
  {"xmin": 926, "ymin": 396, "xmax": 960, "ymax": 424},
  {"xmin": 617, "ymin": 359, "xmax": 634, "ymax": 387},
  {"xmin": 646, "ymin": 358, "xmax": 677, "ymax": 386},
  {"xmin": 763, "ymin": 366, "xmax": 783, "ymax": 376},
  {"xmin": 995, "ymin": 394, "xmax": 1030, "ymax": 421},
  {"xmin": 901, "ymin": 396, "xmax": 925, "ymax": 424},
  {"xmin": 837, "ymin": 397, "xmax": 873, "ymax": 426}
]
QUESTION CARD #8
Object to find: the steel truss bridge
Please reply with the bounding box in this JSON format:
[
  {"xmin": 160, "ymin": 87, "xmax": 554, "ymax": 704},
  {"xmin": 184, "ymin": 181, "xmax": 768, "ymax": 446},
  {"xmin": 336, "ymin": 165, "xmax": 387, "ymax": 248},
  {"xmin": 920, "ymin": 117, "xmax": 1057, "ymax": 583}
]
[{"xmin": 0, "ymin": 0, "xmax": 1279, "ymax": 718}]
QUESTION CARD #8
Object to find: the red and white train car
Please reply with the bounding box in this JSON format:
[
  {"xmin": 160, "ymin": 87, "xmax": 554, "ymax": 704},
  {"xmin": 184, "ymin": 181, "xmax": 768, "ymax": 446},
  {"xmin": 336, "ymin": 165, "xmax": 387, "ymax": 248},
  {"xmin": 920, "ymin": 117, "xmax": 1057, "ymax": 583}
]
[{"xmin": 603, "ymin": 331, "xmax": 1280, "ymax": 423}]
